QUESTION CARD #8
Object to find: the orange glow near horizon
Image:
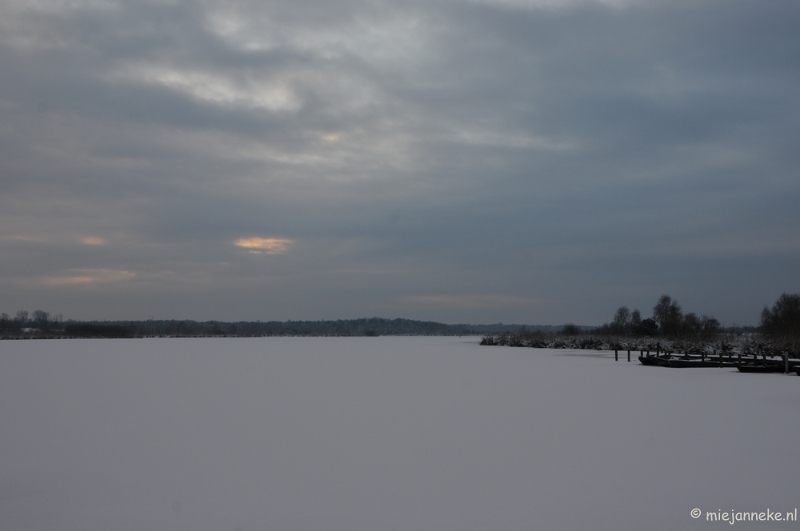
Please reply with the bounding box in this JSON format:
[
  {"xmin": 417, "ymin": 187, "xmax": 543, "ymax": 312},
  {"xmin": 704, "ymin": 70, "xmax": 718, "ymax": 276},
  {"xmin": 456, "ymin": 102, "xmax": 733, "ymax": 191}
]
[
  {"xmin": 41, "ymin": 269, "xmax": 136, "ymax": 286},
  {"xmin": 234, "ymin": 237, "xmax": 293, "ymax": 254},
  {"xmin": 79, "ymin": 236, "xmax": 108, "ymax": 245}
]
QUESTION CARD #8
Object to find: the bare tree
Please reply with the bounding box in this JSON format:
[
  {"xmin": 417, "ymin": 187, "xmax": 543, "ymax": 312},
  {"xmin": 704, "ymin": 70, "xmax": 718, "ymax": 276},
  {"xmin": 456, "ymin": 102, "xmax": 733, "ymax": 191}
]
[
  {"xmin": 611, "ymin": 306, "xmax": 631, "ymax": 335},
  {"xmin": 699, "ymin": 315, "xmax": 720, "ymax": 338},
  {"xmin": 32, "ymin": 309, "xmax": 50, "ymax": 331},
  {"xmin": 653, "ymin": 295, "xmax": 682, "ymax": 337},
  {"xmin": 630, "ymin": 309, "xmax": 642, "ymax": 333},
  {"xmin": 14, "ymin": 310, "xmax": 28, "ymax": 327},
  {"xmin": 760, "ymin": 293, "xmax": 800, "ymax": 341},
  {"xmin": 682, "ymin": 312, "xmax": 700, "ymax": 337}
]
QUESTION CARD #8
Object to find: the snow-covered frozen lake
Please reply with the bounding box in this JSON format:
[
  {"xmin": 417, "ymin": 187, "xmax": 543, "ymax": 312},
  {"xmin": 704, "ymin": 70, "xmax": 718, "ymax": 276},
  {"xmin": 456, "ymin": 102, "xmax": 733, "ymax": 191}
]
[{"xmin": 1, "ymin": 336, "xmax": 797, "ymax": 531}]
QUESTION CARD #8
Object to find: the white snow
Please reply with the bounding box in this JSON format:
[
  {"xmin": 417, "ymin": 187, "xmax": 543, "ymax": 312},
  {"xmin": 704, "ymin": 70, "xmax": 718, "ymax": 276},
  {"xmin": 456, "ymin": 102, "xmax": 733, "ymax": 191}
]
[{"xmin": 1, "ymin": 337, "xmax": 797, "ymax": 531}]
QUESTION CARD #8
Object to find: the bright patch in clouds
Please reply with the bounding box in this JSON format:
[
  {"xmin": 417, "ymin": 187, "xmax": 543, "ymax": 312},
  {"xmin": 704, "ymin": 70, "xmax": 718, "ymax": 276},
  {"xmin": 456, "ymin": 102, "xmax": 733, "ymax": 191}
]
[
  {"xmin": 111, "ymin": 65, "xmax": 302, "ymax": 112},
  {"xmin": 41, "ymin": 269, "xmax": 136, "ymax": 286},
  {"xmin": 474, "ymin": 0, "xmax": 640, "ymax": 9},
  {"xmin": 79, "ymin": 236, "xmax": 108, "ymax": 245},
  {"xmin": 6, "ymin": 235, "xmax": 45, "ymax": 243},
  {"xmin": 235, "ymin": 237, "xmax": 293, "ymax": 254}
]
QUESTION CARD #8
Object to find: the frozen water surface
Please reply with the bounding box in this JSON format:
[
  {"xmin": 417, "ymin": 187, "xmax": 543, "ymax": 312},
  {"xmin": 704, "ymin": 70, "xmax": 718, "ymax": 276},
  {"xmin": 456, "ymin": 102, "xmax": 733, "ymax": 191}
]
[{"xmin": 1, "ymin": 337, "xmax": 798, "ymax": 530}]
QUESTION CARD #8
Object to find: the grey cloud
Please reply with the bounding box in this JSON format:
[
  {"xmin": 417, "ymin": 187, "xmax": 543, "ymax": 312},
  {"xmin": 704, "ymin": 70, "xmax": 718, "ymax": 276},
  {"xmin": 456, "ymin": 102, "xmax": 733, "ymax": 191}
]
[{"xmin": 1, "ymin": 0, "xmax": 798, "ymax": 324}]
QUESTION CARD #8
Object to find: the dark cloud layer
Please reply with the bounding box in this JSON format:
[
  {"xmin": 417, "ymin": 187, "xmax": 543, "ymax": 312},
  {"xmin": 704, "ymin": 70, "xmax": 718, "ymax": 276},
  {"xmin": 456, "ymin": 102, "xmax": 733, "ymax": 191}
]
[{"xmin": 1, "ymin": 0, "xmax": 798, "ymax": 324}]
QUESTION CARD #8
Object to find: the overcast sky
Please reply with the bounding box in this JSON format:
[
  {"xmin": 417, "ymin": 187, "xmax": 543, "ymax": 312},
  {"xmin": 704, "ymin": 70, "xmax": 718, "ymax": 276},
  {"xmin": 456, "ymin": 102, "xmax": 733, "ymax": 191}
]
[{"xmin": 1, "ymin": 0, "xmax": 798, "ymax": 325}]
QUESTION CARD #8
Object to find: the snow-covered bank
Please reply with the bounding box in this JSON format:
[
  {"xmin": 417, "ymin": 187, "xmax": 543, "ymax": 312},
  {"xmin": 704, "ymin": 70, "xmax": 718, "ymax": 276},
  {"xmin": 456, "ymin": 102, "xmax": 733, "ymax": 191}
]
[
  {"xmin": 481, "ymin": 332, "xmax": 799, "ymax": 357},
  {"xmin": 1, "ymin": 337, "xmax": 797, "ymax": 531}
]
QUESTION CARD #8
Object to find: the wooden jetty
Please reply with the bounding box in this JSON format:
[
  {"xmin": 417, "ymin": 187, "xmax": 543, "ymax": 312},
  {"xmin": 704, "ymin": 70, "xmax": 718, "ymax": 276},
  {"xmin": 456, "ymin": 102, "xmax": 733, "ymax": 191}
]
[{"xmin": 632, "ymin": 345, "xmax": 799, "ymax": 373}]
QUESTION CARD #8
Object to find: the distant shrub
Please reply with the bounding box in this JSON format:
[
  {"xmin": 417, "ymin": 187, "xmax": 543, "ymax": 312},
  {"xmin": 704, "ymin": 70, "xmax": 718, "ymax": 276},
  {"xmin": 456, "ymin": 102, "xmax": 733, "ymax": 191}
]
[
  {"xmin": 65, "ymin": 324, "xmax": 133, "ymax": 338},
  {"xmin": 561, "ymin": 324, "xmax": 581, "ymax": 335}
]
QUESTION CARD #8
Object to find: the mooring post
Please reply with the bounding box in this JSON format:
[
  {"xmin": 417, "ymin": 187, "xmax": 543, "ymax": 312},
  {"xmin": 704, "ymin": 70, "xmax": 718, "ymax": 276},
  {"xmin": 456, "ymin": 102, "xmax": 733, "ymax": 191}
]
[
  {"xmin": 627, "ymin": 349, "xmax": 630, "ymax": 362},
  {"xmin": 615, "ymin": 349, "xmax": 618, "ymax": 361}
]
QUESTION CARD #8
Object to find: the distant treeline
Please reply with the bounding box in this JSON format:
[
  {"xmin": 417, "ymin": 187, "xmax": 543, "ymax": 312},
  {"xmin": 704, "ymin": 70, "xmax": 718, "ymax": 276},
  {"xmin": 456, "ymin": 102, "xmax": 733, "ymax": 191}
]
[
  {"xmin": 482, "ymin": 293, "xmax": 799, "ymax": 351},
  {"xmin": 0, "ymin": 314, "xmax": 564, "ymax": 339},
  {"xmin": 590, "ymin": 293, "xmax": 798, "ymax": 343},
  {"xmin": 6, "ymin": 293, "xmax": 796, "ymax": 342},
  {"xmin": 592, "ymin": 294, "xmax": 723, "ymax": 339}
]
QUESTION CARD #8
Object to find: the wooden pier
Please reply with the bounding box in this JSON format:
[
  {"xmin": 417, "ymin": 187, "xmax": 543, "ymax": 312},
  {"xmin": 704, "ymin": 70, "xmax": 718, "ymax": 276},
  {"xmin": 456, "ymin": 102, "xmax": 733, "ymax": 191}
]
[{"xmin": 625, "ymin": 346, "xmax": 800, "ymax": 373}]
